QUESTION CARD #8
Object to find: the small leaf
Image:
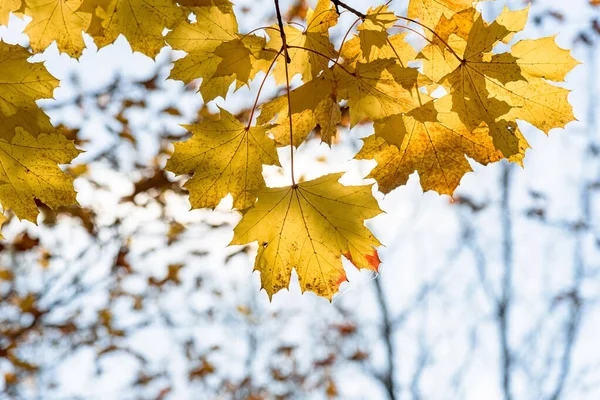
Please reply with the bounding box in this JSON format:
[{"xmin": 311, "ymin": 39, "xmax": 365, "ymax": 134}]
[{"xmin": 166, "ymin": 108, "xmax": 280, "ymax": 210}]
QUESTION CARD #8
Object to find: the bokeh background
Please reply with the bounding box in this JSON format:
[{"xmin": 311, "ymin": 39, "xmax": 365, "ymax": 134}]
[{"xmin": 0, "ymin": 0, "xmax": 598, "ymax": 399}]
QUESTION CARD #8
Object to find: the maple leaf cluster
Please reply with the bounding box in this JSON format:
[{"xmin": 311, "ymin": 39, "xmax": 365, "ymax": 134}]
[{"xmin": 0, "ymin": 0, "xmax": 579, "ymax": 300}]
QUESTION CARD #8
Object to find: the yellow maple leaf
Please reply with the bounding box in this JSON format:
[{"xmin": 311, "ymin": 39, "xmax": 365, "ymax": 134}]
[
  {"xmin": 258, "ymin": 74, "xmax": 340, "ymax": 147},
  {"xmin": 0, "ymin": 0, "xmax": 20, "ymax": 25},
  {"xmin": 510, "ymin": 36, "xmax": 581, "ymax": 81},
  {"xmin": 166, "ymin": 108, "xmax": 280, "ymax": 210},
  {"xmin": 231, "ymin": 173, "xmax": 382, "ymax": 300},
  {"xmin": 407, "ymin": 0, "xmax": 485, "ymax": 30},
  {"xmin": 357, "ymin": 5, "xmax": 397, "ymax": 61},
  {"xmin": 336, "ymin": 59, "xmax": 421, "ymax": 126},
  {"xmin": 167, "ymin": 5, "xmax": 271, "ymax": 101},
  {"xmin": 355, "ymin": 96, "xmax": 528, "ymax": 195},
  {"xmin": 91, "ymin": 0, "xmax": 186, "ymax": 58},
  {"xmin": 418, "ymin": 7, "xmax": 577, "ymax": 158},
  {"xmin": 24, "ymin": 0, "xmax": 92, "ymax": 57},
  {"xmin": 267, "ymin": 0, "xmax": 338, "ymax": 84},
  {"xmin": 0, "ymin": 42, "xmax": 58, "ymax": 141},
  {"xmin": 0, "ymin": 128, "xmax": 80, "ymax": 223},
  {"xmin": 341, "ymin": 33, "xmax": 417, "ymax": 68}
]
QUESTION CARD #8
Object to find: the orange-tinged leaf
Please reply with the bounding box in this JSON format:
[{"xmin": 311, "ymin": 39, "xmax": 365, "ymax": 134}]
[
  {"xmin": 356, "ymin": 97, "xmax": 516, "ymax": 195},
  {"xmin": 231, "ymin": 173, "xmax": 382, "ymax": 300}
]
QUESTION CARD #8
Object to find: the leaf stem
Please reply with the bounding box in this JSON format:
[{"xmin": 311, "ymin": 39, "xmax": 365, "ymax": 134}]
[
  {"xmin": 273, "ymin": 0, "xmax": 295, "ymax": 186},
  {"xmin": 247, "ymin": 48, "xmax": 284, "ymax": 130},
  {"xmin": 283, "ymin": 52, "xmax": 296, "ymax": 187},
  {"xmin": 335, "ymin": 17, "xmax": 362, "ymax": 65}
]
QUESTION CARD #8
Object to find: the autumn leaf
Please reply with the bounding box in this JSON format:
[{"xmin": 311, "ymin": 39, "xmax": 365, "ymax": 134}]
[
  {"xmin": 419, "ymin": 7, "xmax": 577, "ymax": 158},
  {"xmin": 356, "ymin": 96, "xmax": 528, "ymax": 195},
  {"xmin": 0, "ymin": 0, "xmax": 20, "ymax": 25},
  {"xmin": 166, "ymin": 108, "xmax": 280, "ymax": 210},
  {"xmin": 510, "ymin": 36, "xmax": 581, "ymax": 81},
  {"xmin": 336, "ymin": 59, "xmax": 421, "ymax": 126},
  {"xmin": 231, "ymin": 173, "xmax": 382, "ymax": 300},
  {"xmin": 341, "ymin": 33, "xmax": 417, "ymax": 69},
  {"xmin": 90, "ymin": 0, "xmax": 186, "ymax": 58},
  {"xmin": 357, "ymin": 5, "xmax": 397, "ymax": 61},
  {"xmin": 258, "ymin": 74, "xmax": 340, "ymax": 147},
  {"xmin": 0, "ymin": 42, "xmax": 58, "ymax": 140},
  {"xmin": 407, "ymin": 0, "xmax": 483, "ymax": 30},
  {"xmin": 167, "ymin": 5, "xmax": 272, "ymax": 101},
  {"xmin": 24, "ymin": 0, "xmax": 92, "ymax": 57},
  {"xmin": 0, "ymin": 128, "xmax": 80, "ymax": 223},
  {"xmin": 267, "ymin": 0, "xmax": 338, "ymax": 84}
]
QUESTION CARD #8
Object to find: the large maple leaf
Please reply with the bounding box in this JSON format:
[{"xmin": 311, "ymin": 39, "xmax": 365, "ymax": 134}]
[
  {"xmin": 231, "ymin": 173, "xmax": 382, "ymax": 300},
  {"xmin": 0, "ymin": 42, "xmax": 58, "ymax": 140},
  {"xmin": 419, "ymin": 7, "xmax": 577, "ymax": 158},
  {"xmin": 166, "ymin": 108, "xmax": 280, "ymax": 210},
  {"xmin": 336, "ymin": 59, "xmax": 421, "ymax": 126}
]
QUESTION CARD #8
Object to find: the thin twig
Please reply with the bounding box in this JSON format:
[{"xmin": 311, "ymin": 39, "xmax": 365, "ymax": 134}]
[
  {"xmin": 331, "ymin": 0, "xmax": 366, "ymax": 19},
  {"xmin": 274, "ymin": 0, "xmax": 291, "ymax": 64}
]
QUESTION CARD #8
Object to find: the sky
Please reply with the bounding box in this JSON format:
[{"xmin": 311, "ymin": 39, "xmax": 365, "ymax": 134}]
[{"xmin": 1, "ymin": 0, "xmax": 599, "ymax": 399}]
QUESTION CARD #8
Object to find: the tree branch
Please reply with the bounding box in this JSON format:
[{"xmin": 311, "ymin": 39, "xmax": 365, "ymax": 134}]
[
  {"xmin": 274, "ymin": 0, "xmax": 291, "ymax": 63},
  {"xmin": 331, "ymin": 0, "xmax": 366, "ymax": 19},
  {"xmin": 374, "ymin": 278, "xmax": 397, "ymax": 400}
]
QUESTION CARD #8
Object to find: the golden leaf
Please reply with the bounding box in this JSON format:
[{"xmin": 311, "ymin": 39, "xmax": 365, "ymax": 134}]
[
  {"xmin": 357, "ymin": 5, "xmax": 397, "ymax": 61},
  {"xmin": 25, "ymin": 0, "xmax": 92, "ymax": 57},
  {"xmin": 267, "ymin": 0, "xmax": 338, "ymax": 84},
  {"xmin": 356, "ymin": 96, "xmax": 528, "ymax": 195},
  {"xmin": 0, "ymin": 42, "xmax": 58, "ymax": 140},
  {"xmin": 258, "ymin": 74, "xmax": 340, "ymax": 147},
  {"xmin": 166, "ymin": 108, "xmax": 280, "ymax": 210},
  {"xmin": 167, "ymin": 5, "xmax": 271, "ymax": 101},
  {"xmin": 231, "ymin": 173, "xmax": 382, "ymax": 300},
  {"xmin": 0, "ymin": 129, "xmax": 80, "ymax": 223},
  {"xmin": 0, "ymin": 0, "xmax": 20, "ymax": 25},
  {"xmin": 336, "ymin": 59, "xmax": 421, "ymax": 126},
  {"xmin": 91, "ymin": 0, "xmax": 186, "ymax": 57}
]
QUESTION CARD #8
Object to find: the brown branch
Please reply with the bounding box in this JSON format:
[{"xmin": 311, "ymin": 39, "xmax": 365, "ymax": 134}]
[
  {"xmin": 331, "ymin": 0, "xmax": 366, "ymax": 19},
  {"xmin": 274, "ymin": 0, "xmax": 291, "ymax": 63}
]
